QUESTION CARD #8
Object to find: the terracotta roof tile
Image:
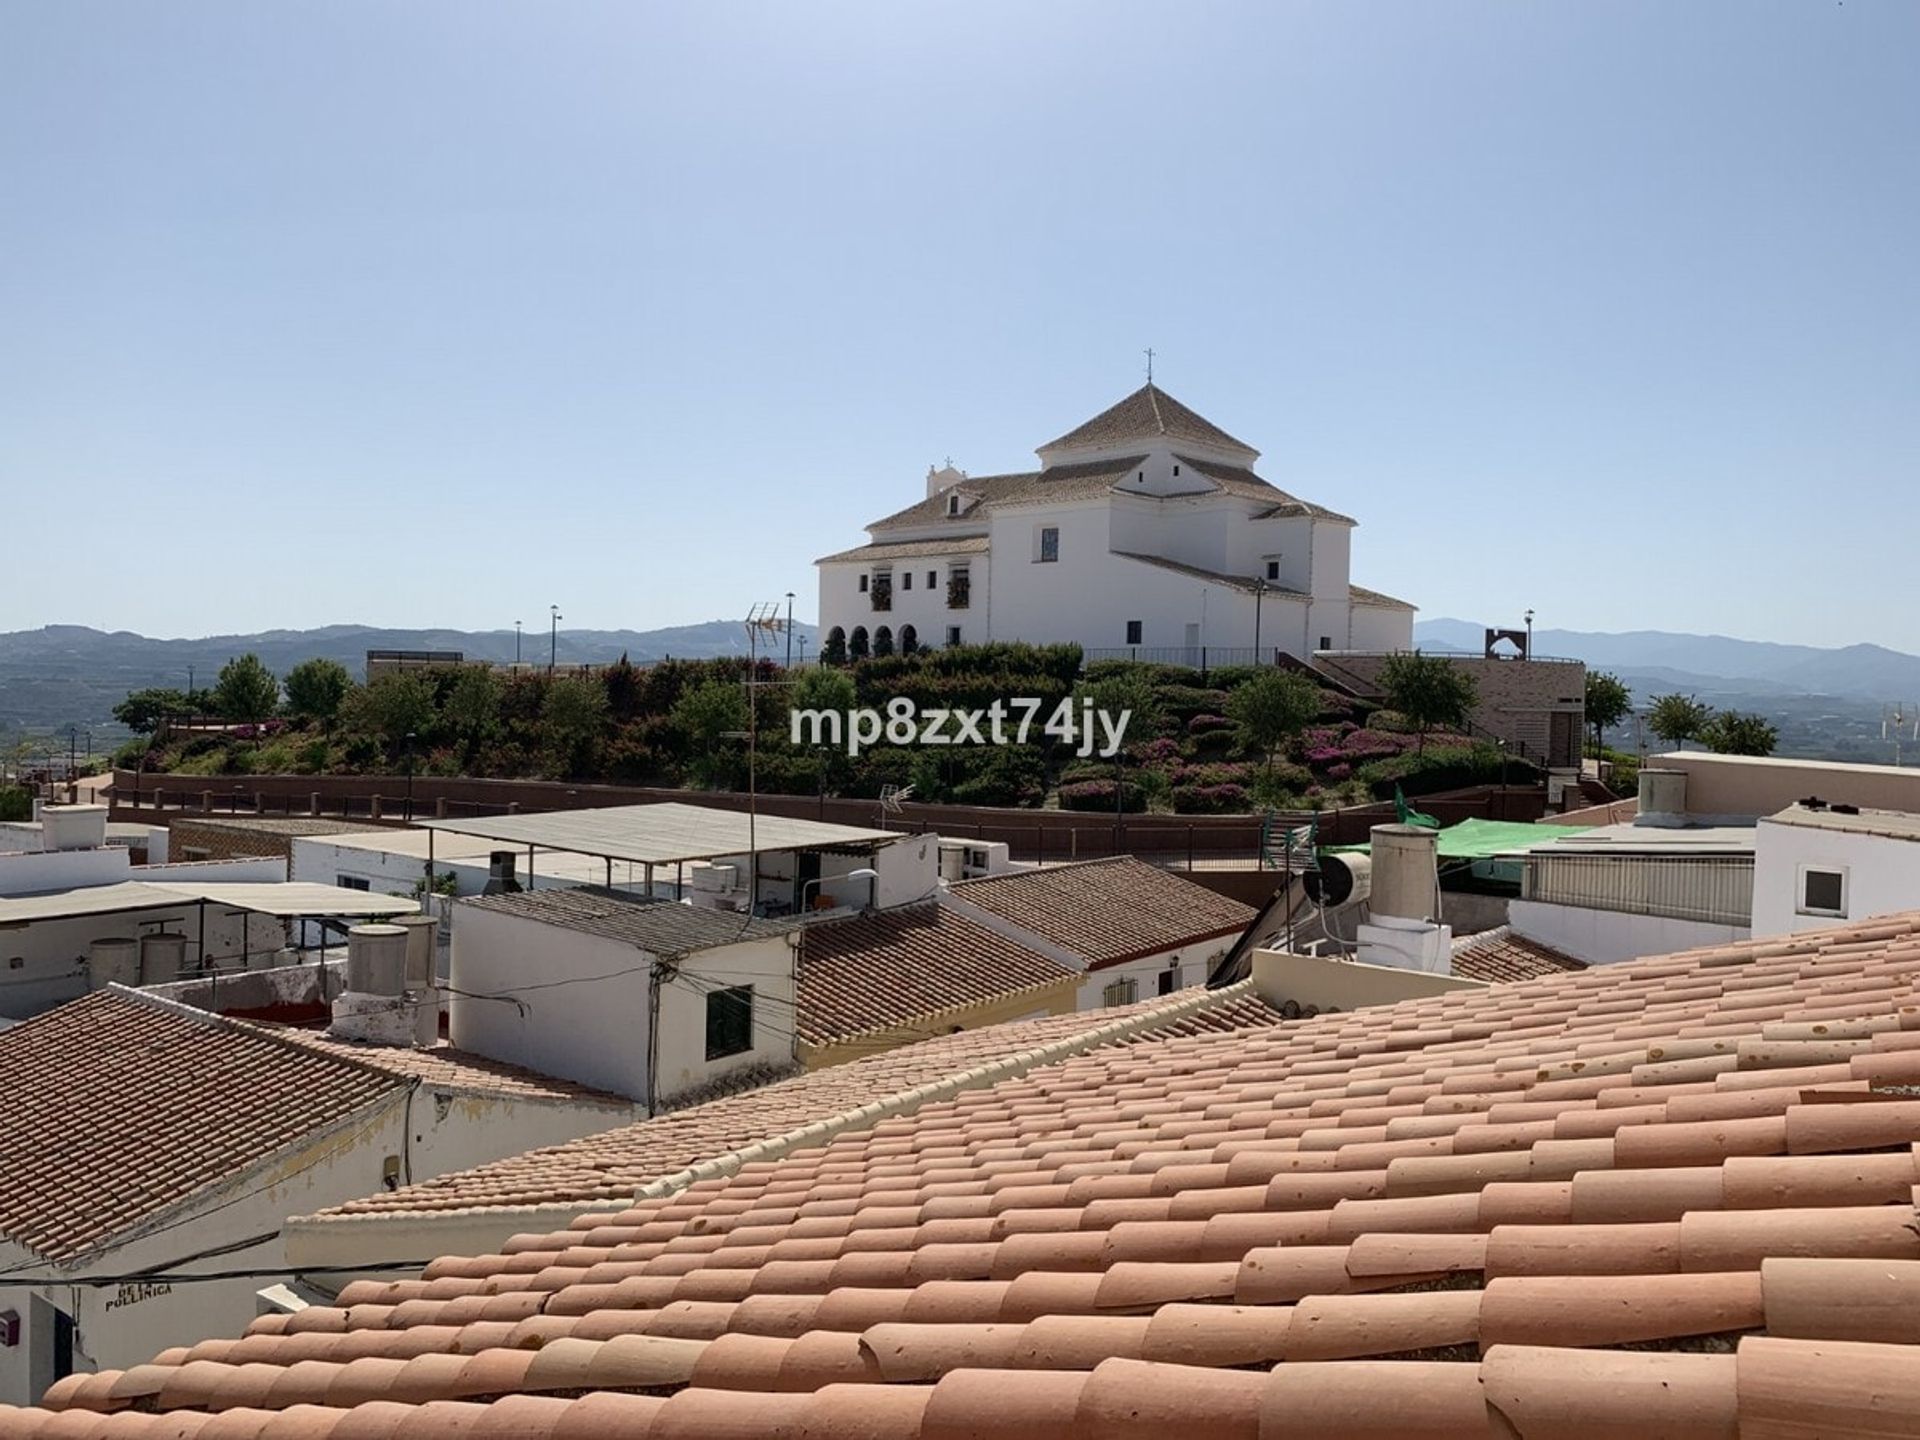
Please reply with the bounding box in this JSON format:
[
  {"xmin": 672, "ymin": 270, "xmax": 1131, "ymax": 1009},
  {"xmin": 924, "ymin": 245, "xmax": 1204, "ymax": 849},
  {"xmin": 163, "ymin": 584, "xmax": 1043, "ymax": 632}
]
[
  {"xmin": 796, "ymin": 906, "xmax": 1072, "ymax": 1047},
  {"xmin": 947, "ymin": 858, "xmax": 1253, "ymax": 968},
  {"xmin": 1038, "ymin": 384, "xmax": 1254, "ymax": 458},
  {"xmin": 0, "ymin": 989, "xmax": 406, "ymax": 1261},
  {"xmin": 1450, "ymin": 927, "xmax": 1588, "ymax": 984},
  {"xmin": 28, "ymin": 912, "xmax": 1920, "ymax": 1434}
]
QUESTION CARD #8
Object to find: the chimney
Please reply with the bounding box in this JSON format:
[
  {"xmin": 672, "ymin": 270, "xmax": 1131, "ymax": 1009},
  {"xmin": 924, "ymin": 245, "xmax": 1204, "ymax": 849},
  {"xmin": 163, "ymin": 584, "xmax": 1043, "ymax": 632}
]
[
  {"xmin": 330, "ymin": 923, "xmax": 415, "ymax": 1046},
  {"xmin": 1354, "ymin": 825, "xmax": 1453, "ymax": 974},
  {"xmin": 483, "ymin": 851, "xmax": 522, "ymax": 895}
]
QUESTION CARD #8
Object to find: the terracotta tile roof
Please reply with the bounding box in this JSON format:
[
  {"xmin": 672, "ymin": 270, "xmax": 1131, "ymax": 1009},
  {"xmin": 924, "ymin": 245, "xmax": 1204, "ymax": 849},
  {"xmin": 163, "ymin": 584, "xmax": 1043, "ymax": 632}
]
[
  {"xmin": 299, "ymin": 984, "xmax": 1280, "ymax": 1221},
  {"xmin": 816, "ymin": 536, "xmax": 991, "ymax": 565},
  {"xmin": 461, "ymin": 886, "xmax": 796, "ymax": 956},
  {"xmin": 27, "ymin": 914, "xmax": 1920, "ymax": 1433},
  {"xmin": 948, "ymin": 857, "xmax": 1256, "ymax": 967},
  {"xmin": 1349, "ymin": 582, "xmax": 1416, "ymax": 610},
  {"xmin": 1038, "ymin": 383, "xmax": 1255, "ymax": 458},
  {"xmin": 866, "ymin": 457, "xmax": 1146, "ymax": 533},
  {"xmin": 796, "ymin": 904, "xmax": 1073, "ymax": 1047},
  {"xmin": 257, "ymin": 1027, "xmax": 638, "ymax": 1108},
  {"xmin": 0, "ymin": 989, "xmax": 405, "ymax": 1262},
  {"xmin": 1174, "ymin": 453, "xmax": 1354, "ymax": 523},
  {"xmin": 1112, "ymin": 550, "xmax": 1310, "ymax": 597},
  {"xmin": 1450, "ymin": 926, "xmax": 1588, "ymax": 984},
  {"xmin": 174, "ymin": 816, "xmax": 389, "ymax": 838}
]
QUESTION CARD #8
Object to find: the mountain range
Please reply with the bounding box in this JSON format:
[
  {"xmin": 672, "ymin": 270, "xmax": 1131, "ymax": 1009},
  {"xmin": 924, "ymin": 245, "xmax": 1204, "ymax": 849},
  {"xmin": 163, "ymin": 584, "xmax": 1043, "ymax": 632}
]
[
  {"xmin": 1412, "ymin": 618, "xmax": 1920, "ymax": 703},
  {"xmin": 6, "ymin": 619, "xmax": 1917, "ymax": 759},
  {"xmin": 0, "ymin": 622, "xmax": 818, "ymax": 739}
]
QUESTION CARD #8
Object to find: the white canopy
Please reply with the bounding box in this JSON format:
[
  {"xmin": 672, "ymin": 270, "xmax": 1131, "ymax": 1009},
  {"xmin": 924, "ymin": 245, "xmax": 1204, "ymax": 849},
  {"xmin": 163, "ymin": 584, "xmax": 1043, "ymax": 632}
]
[{"xmin": 0, "ymin": 881, "xmax": 417, "ymax": 926}]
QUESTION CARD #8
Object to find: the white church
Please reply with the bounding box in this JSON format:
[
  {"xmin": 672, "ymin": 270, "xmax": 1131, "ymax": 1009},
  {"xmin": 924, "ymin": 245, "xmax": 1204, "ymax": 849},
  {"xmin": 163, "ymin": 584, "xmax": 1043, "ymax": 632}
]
[{"xmin": 816, "ymin": 383, "xmax": 1415, "ymax": 663}]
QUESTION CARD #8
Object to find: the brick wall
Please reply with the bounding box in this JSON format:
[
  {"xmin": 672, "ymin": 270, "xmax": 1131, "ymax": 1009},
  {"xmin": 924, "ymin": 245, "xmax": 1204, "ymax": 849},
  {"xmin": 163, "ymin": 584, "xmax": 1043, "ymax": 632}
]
[{"xmin": 1315, "ymin": 654, "xmax": 1586, "ymax": 769}]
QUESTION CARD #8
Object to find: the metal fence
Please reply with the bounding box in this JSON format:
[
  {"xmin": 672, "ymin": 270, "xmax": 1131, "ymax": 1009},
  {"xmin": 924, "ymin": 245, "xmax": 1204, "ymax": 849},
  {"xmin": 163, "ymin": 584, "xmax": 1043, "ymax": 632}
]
[{"xmin": 1522, "ymin": 853, "xmax": 1753, "ymax": 927}]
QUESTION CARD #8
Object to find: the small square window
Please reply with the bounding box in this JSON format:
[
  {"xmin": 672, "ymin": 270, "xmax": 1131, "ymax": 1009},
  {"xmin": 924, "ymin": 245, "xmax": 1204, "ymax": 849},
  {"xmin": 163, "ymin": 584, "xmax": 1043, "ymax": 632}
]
[
  {"xmin": 858, "ymin": 574, "xmax": 868, "ymax": 593},
  {"xmin": 1319, "ymin": 635, "xmax": 1332, "ymax": 651},
  {"xmin": 1172, "ymin": 464, "xmax": 1180, "ymax": 477},
  {"xmin": 902, "ymin": 572, "xmax": 912, "ymax": 590},
  {"xmin": 1155, "ymin": 967, "xmax": 1177, "ymax": 996},
  {"xmin": 947, "ymin": 494, "xmax": 961, "ymax": 515},
  {"xmin": 1799, "ymin": 867, "xmax": 1847, "ymax": 918},
  {"xmin": 945, "ymin": 625, "xmax": 962, "ymax": 647},
  {"xmin": 1037, "ymin": 527, "xmax": 1059, "ymax": 563},
  {"xmin": 926, "ymin": 570, "xmax": 936, "ymax": 588},
  {"xmin": 1125, "ymin": 621, "xmax": 1143, "ymax": 645},
  {"xmin": 1266, "ymin": 560, "xmax": 1280, "ymax": 581},
  {"xmin": 705, "ymin": 986, "xmax": 754, "ymax": 1060}
]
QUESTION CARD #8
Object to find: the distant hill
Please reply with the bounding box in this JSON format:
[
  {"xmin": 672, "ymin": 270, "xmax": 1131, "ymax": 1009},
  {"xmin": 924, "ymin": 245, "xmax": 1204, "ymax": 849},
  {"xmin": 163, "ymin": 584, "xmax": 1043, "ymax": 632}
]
[
  {"xmin": 1411, "ymin": 618, "xmax": 1920, "ymax": 764},
  {"xmin": 0, "ymin": 621, "xmax": 819, "ymax": 736},
  {"xmin": 1412, "ymin": 619, "xmax": 1920, "ymax": 702}
]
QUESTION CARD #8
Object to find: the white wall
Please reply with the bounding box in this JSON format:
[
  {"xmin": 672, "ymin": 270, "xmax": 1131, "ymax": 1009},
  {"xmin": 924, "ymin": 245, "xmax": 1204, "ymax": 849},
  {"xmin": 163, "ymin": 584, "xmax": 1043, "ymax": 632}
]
[
  {"xmin": 449, "ymin": 905, "xmax": 797, "ymax": 1104},
  {"xmin": 1751, "ymin": 821, "xmax": 1920, "ymax": 938},
  {"xmin": 0, "ymin": 1080, "xmax": 630, "ymax": 1406},
  {"xmin": 1073, "ymin": 934, "xmax": 1234, "ymax": 1010},
  {"xmin": 818, "ymin": 546, "xmax": 990, "ymax": 653},
  {"xmin": 0, "ymin": 846, "xmax": 128, "ymax": 896},
  {"xmin": 872, "ymin": 835, "xmax": 938, "ymax": 909},
  {"xmin": 1509, "ymin": 898, "xmax": 1749, "ymax": 965},
  {"xmin": 1349, "ymin": 603, "xmax": 1415, "ymax": 652}
]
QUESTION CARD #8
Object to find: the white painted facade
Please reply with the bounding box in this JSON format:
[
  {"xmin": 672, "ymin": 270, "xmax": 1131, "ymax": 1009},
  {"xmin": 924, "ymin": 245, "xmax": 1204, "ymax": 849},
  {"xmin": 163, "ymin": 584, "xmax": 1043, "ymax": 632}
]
[
  {"xmin": 938, "ymin": 891, "xmax": 1232, "ymax": 1010},
  {"xmin": 1508, "ymin": 897, "xmax": 1750, "ymax": 966},
  {"xmin": 0, "ymin": 857, "xmax": 290, "ymax": 1020},
  {"xmin": 0, "ymin": 1064, "xmax": 630, "ymax": 1406},
  {"xmin": 448, "ymin": 904, "xmax": 799, "ymax": 1106},
  {"xmin": 817, "ymin": 385, "xmax": 1415, "ymax": 661},
  {"xmin": 1751, "ymin": 811, "xmax": 1920, "ymax": 938}
]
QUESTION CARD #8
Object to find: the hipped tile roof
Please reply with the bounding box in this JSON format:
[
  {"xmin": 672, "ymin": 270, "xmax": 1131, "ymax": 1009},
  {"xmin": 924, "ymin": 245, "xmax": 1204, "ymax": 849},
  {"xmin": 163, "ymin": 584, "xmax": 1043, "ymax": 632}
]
[
  {"xmin": 0, "ymin": 989, "xmax": 407, "ymax": 1263},
  {"xmin": 1039, "ymin": 384, "xmax": 1255, "ymax": 457},
  {"xmin": 461, "ymin": 886, "xmax": 795, "ymax": 957},
  {"xmin": 796, "ymin": 904, "xmax": 1073, "ymax": 1047},
  {"xmin": 22, "ymin": 914, "xmax": 1920, "ymax": 1434},
  {"xmin": 302, "ymin": 984, "xmax": 1281, "ymax": 1221},
  {"xmin": 1450, "ymin": 926, "xmax": 1587, "ymax": 984},
  {"xmin": 948, "ymin": 857, "xmax": 1255, "ymax": 968}
]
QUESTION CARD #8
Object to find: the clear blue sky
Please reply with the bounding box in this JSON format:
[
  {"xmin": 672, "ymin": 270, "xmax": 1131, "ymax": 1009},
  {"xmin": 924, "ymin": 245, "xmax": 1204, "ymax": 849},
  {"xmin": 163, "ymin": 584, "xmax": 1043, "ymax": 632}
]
[{"xmin": 4, "ymin": 2, "xmax": 1916, "ymax": 648}]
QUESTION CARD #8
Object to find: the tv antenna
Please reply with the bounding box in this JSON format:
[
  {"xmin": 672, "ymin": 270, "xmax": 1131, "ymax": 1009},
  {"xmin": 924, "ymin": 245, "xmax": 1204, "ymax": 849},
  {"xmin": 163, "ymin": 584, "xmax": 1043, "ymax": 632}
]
[
  {"xmin": 1884, "ymin": 703, "xmax": 1919, "ymax": 767},
  {"xmin": 878, "ymin": 782, "xmax": 914, "ymax": 831}
]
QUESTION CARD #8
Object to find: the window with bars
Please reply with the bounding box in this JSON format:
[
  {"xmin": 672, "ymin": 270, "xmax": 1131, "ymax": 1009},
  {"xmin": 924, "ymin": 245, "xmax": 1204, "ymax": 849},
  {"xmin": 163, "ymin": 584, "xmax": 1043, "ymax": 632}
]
[
  {"xmin": 1101, "ymin": 977, "xmax": 1139, "ymax": 1007},
  {"xmin": 947, "ymin": 567, "xmax": 971, "ymax": 609},
  {"xmin": 705, "ymin": 986, "xmax": 754, "ymax": 1060}
]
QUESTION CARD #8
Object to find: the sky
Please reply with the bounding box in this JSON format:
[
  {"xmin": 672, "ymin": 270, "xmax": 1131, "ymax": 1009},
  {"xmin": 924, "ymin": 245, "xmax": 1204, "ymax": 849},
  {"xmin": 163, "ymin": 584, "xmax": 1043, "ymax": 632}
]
[{"xmin": 3, "ymin": 2, "xmax": 1917, "ymax": 648}]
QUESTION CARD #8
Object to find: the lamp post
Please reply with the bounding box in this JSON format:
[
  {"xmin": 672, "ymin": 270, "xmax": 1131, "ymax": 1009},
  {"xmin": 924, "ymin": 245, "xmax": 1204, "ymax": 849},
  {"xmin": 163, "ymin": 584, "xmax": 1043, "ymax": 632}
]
[
  {"xmin": 798, "ymin": 635, "xmax": 809, "ymax": 667},
  {"xmin": 1524, "ymin": 609, "xmax": 1535, "ymax": 661},
  {"xmin": 514, "ymin": 620, "xmax": 522, "ymax": 666},
  {"xmin": 1253, "ymin": 578, "xmax": 1269, "ymax": 664},
  {"xmin": 785, "ymin": 593, "xmax": 795, "ymax": 669},
  {"xmin": 549, "ymin": 605, "xmax": 561, "ymax": 674}
]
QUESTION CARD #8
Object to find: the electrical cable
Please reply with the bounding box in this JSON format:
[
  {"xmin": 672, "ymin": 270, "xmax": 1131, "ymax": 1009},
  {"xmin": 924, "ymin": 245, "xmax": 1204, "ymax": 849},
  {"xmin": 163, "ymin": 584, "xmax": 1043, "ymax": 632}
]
[{"xmin": 1, "ymin": 1260, "xmax": 440, "ymax": 1289}]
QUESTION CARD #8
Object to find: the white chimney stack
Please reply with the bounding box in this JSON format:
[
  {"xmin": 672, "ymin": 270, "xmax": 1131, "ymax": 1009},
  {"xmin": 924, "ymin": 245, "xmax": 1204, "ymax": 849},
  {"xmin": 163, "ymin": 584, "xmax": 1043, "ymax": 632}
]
[
  {"xmin": 1354, "ymin": 824, "xmax": 1452, "ymax": 974},
  {"xmin": 330, "ymin": 923, "xmax": 415, "ymax": 1046}
]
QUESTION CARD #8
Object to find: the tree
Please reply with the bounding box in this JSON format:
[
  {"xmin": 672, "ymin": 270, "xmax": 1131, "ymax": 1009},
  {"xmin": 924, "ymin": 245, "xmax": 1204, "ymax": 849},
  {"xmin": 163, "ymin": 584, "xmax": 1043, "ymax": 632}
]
[
  {"xmin": 544, "ymin": 675, "xmax": 611, "ymax": 778},
  {"xmin": 1585, "ymin": 671, "xmax": 1631, "ymax": 755},
  {"xmin": 1648, "ymin": 693, "xmax": 1712, "ymax": 751},
  {"xmin": 1379, "ymin": 652, "xmax": 1478, "ymax": 751},
  {"xmin": 112, "ymin": 687, "xmax": 190, "ymax": 735},
  {"xmin": 442, "ymin": 666, "xmax": 504, "ymax": 766},
  {"xmin": 1226, "ymin": 669, "xmax": 1321, "ymax": 772},
  {"xmin": 344, "ymin": 672, "xmax": 436, "ymax": 755},
  {"xmin": 1700, "ymin": 710, "xmax": 1778, "ymax": 757},
  {"xmin": 820, "ymin": 627, "xmax": 848, "ymax": 666},
  {"xmin": 670, "ymin": 678, "xmax": 747, "ymax": 788},
  {"xmin": 212, "ymin": 654, "xmax": 279, "ymax": 722},
  {"xmin": 1076, "ymin": 667, "xmax": 1165, "ymax": 745},
  {"xmin": 284, "ymin": 659, "xmax": 351, "ymax": 726}
]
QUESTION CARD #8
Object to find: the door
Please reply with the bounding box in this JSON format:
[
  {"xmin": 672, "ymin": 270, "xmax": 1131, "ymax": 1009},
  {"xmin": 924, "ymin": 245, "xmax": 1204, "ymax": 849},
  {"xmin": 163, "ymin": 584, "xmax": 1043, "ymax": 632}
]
[{"xmin": 795, "ymin": 851, "xmax": 822, "ymax": 913}]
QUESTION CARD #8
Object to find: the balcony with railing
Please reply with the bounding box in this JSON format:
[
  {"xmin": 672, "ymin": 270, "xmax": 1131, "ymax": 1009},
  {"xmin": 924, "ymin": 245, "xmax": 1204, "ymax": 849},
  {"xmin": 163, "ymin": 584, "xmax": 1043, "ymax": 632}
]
[{"xmin": 1521, "ymin": 852, "xmax": 1754, "ymax": 927}]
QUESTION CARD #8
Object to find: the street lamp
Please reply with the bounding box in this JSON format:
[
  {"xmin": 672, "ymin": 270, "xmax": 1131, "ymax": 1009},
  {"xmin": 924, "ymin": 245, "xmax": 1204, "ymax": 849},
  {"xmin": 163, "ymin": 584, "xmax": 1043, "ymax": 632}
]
[
  {"xmin": 785, "ymin": 593, "xmax": 795, "ymax": 669},
  {"xmin": 549, "ymin": 605, "xmax": 562, "ymax": 674},
  {"xmin": 514, "ymin": 620, "xmax": 522, "ymax": 666},
  {"xmin": 1253, "ymin": 578, "xmax": 1269, "ymax": 664},
  {"xmin": 1524, "ymin": 609, "xmax": 1535, "ymax": 661}
]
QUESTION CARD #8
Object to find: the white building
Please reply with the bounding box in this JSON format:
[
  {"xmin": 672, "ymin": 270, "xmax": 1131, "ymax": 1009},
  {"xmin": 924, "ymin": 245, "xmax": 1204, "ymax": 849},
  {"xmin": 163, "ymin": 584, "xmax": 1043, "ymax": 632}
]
[
  {"xmin": 940, "ymin": 855, "xmax": 1256, "ymax": 1009},
  {"xmin": 0, "ymin": 983, "xmax": 634, "ymax": 1405},
  {"xmin": 817, "ymin": 383, "xmax": 1415, "ymax": 662},
  {"xmin": 1751, "ymin": 803, "xmax": 1920, "ymax": 938},
  {"xmin": 449, "ymin": 888, "xmax": 801, "ymax": 1107}
]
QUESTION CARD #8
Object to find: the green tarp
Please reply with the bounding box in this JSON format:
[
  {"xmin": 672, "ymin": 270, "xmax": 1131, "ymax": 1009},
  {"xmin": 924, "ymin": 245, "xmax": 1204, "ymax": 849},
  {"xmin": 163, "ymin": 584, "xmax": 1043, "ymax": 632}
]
[{"xmin": 1328, "ymin": 817, "xmax": 1590, "ymax": 862}]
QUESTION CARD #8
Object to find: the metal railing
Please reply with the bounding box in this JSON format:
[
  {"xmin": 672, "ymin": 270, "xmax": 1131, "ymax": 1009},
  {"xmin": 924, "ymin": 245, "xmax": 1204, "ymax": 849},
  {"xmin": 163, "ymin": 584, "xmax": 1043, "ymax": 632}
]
[
  {"xmin": 1081, "ymin": 646, "xmax": 1281, "ymax": 673},
  {"xmin": 1522, "ymin": 853, "xmax": 1753, "ymax": 927}
]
